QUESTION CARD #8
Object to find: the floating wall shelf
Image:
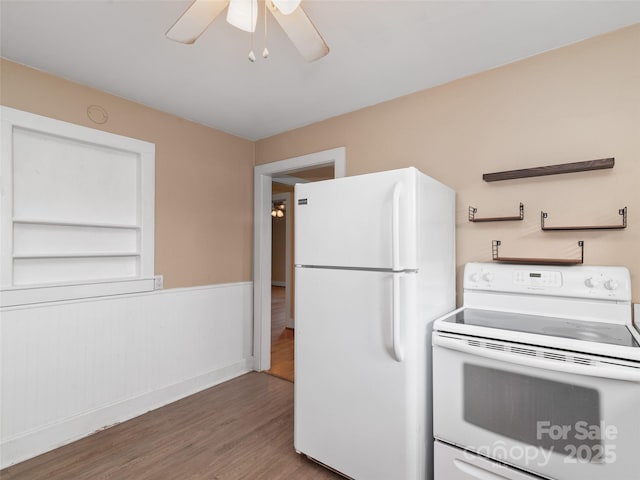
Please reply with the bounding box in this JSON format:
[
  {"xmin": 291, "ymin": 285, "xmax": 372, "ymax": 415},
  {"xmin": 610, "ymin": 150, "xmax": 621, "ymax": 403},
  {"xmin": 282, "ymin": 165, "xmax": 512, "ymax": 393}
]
[
  {"xmin": 483, "ymin": 158, "xmax": 614, "ymax": 182},
  {"xmin": 469, "ymin": 203, "xmax": 524, "ymax": 222},
  {"xmin": 541, "ymin": 207, "xmax": 627, "ymax": 231},
  {"xmin": 492, "ymin": 240, "xmax": 584, "ymax": 266}
]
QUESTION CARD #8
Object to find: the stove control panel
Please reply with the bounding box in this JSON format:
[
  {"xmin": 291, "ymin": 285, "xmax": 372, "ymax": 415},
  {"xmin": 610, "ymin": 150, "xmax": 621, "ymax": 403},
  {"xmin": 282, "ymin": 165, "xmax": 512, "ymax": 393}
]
[
  {"xmin": 464, "ymin": 262, "xmax": 631, "ymax": 302},
  {"xmin": 513, "ymin": 269, "xmax": 562, "ymax": 288}
]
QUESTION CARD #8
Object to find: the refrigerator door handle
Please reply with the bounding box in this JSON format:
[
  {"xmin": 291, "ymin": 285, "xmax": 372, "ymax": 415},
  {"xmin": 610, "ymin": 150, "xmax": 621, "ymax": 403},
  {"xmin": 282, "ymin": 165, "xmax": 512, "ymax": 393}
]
[
  {"xmin": 391, "ymin": 181, "xmax": 404, "ymax": 362},
  {"xmin": 392, "ymin": 181, "xmax": 402, "ymax": 271},
  {"xmin": 392, "ymin": 272, "xmax": 404, "ymax": 362}
]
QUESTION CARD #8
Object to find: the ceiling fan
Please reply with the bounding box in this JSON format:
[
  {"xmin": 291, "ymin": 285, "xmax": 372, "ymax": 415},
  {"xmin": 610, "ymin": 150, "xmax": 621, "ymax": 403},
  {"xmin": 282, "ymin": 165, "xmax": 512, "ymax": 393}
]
[{"xmin": 166, "ymin": 0, "xmax": 329, "ymax": 62}]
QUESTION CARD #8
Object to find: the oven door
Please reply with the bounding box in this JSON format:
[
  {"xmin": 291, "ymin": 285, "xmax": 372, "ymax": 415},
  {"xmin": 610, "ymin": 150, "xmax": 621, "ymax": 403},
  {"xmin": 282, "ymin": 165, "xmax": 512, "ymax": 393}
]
[{"xmin": 433, "ymin": 332, "xmax": 640, "ymax": 480}]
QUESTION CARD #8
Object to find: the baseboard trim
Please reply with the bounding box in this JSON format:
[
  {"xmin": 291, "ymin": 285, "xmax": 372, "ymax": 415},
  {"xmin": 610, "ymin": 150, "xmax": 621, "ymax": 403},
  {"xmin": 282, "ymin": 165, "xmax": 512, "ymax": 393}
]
[
  {"xmin": 287, "ymin": 317, "xmax": 295, "ymax": 329},
  {"xmin": 1, "ymin": 357, "xmax": 254, "ymax": 468}
]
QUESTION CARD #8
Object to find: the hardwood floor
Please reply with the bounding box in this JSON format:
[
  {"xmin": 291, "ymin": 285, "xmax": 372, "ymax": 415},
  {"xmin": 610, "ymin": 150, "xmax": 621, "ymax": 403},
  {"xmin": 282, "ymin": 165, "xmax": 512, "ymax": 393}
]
[
  {"xmin": 0, "ymin": 373, "xmax": 343, "ymax": 480},
  {"xmin": 267, "ymin": 286, "xmax": 294, "ymax": 383}
]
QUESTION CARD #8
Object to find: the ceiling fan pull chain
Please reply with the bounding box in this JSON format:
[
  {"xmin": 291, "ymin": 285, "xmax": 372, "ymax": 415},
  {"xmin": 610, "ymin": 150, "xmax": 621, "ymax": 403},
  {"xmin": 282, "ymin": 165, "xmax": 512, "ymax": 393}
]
[
  {"xmin": 263, "ymin": 0, "xmax": 270, "ymax": 59},
  {"xmin": 248, "ymin": 0, "xmax": 256, "ymax": 62}
]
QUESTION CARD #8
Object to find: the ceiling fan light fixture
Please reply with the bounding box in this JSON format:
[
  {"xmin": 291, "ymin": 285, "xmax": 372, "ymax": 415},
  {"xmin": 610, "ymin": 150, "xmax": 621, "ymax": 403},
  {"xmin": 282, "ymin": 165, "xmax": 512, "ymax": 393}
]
[
  {"xmin": 167, "ymin": 0, "xmax": 328, "ymax": 63},
  {"xmin": 227, "ymin": 0, "xmax": 258, "ymax": 32},
  {"xmin": 272, "ymin": 0, "xmax": 302, "ymax": 15}
]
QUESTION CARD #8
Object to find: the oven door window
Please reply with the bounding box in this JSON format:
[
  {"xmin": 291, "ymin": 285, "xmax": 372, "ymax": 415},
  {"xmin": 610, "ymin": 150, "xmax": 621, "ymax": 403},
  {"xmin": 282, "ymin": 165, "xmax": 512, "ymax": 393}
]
[{"xmin": 464, "ymin": 364, "xmax": 601, "ymax": 453}]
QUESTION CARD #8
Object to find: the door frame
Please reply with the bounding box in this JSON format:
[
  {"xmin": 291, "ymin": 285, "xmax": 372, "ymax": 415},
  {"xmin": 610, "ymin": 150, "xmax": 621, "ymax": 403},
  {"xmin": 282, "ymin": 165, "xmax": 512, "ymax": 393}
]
[{"xmin": 253, "ymin": 147, "xmax": 346, "ymax": 371}]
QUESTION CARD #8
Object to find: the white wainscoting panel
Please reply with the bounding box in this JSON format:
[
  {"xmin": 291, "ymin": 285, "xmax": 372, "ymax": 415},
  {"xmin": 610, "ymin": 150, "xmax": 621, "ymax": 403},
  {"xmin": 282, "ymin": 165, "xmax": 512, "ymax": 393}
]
[{"xmin": 0, "ymin": 282, "xmax": 253, "ymax": 468}]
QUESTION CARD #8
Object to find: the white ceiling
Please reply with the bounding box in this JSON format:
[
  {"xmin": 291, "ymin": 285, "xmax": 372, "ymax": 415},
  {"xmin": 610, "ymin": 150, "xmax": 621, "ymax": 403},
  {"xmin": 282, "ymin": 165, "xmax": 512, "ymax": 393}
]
[{"xmin": 2, "ymin": 1, "xmax": 640, "ymax": 140}]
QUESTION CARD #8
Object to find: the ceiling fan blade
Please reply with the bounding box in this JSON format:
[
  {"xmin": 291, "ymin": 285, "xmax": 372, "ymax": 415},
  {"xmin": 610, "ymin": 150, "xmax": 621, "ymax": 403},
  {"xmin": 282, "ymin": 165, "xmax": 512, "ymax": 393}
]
[
  {"xmin": 267, "ymin": 2, "xmax": 329, "ymax": 62},
  {"xmin": 166, "ymin": 0, "xmax": 230, "ymax": 44}
]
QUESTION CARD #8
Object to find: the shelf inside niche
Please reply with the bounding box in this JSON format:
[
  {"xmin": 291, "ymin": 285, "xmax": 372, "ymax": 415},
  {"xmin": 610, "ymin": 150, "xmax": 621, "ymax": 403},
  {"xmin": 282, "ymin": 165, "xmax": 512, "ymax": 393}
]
[
  {"xmin": 13, "ymin": 252, "xmax": 140, "ymax": 259},
  {"xmin": 541, "ymin": 207, "xmax": 627, "ymax": 231},
  {"xmin": 469, "ymin": 203, "xmax": 524, "ymax": 222},
  {"xmin": 12, "ymin": 218, "xmax": 140, "ymax": 230},
  {"xmin": 492, "ymin": 240, "xmax": 584, "ymax": 266}
]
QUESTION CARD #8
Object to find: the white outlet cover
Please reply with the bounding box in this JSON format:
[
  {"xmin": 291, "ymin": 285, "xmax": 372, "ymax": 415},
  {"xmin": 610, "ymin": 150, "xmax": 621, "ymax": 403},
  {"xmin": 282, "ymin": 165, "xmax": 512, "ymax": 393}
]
[{"xmin": 154, "ymin": 275, "xmax": 163, "ymax": 290}]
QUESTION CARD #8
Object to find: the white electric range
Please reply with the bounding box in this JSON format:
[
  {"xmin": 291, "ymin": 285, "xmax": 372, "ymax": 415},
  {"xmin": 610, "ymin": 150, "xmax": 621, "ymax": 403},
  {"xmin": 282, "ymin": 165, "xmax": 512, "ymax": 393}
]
[{"xmin": 432, "ymin": 262, "xmax": 640, "ymax": 480}]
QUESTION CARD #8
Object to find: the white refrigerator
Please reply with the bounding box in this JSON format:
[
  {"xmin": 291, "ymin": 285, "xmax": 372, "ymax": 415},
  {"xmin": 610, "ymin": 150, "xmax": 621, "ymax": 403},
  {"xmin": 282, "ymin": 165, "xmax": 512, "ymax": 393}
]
[{"xmin": 294, "ymin": 167, "xmax": 455, "ymax": 480}]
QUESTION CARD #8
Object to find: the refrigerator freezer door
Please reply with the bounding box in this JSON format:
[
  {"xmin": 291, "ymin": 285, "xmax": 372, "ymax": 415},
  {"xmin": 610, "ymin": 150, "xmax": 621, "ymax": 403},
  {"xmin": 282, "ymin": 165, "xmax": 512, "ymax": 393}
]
[
  {"xmin": 295, "ymin": 168, "xmax": 417, "ymax": 270},
  {"xmin": 295, "ymin": 267, "xmax": 422, "ymax": 480}
]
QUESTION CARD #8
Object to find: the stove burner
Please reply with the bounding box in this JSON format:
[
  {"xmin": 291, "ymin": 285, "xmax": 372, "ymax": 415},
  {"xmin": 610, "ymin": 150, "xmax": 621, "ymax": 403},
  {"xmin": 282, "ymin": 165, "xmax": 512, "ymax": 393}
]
[{"xmin": 543, "ymin": 327, "xmax": 608, "ymax": 342}]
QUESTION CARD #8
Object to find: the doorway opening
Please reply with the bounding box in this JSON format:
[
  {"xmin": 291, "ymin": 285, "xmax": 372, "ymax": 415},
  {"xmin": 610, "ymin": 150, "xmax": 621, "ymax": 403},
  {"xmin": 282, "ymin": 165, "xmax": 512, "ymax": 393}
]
[
  {"xmin": 267, "ymin": 191, "xmax": 293, "ymax": 381},
  {"xmin": 266, "ymin": 168, "xmax": 336, "ymax": 382},
  {"xmin": 253, "ymin": 148, "xmax": 346, "ymax": 374}
]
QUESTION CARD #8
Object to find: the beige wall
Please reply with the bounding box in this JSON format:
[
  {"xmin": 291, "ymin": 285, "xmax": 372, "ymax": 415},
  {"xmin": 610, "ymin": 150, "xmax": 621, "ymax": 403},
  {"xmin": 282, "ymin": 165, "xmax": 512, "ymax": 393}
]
[
  {"xmin": 256, "ymin": 25, "xmax": 640, "ymax": 305},
  {"xmin": 2, "ymin": 24, "xmax": 638, "ymax": 302},
  {"xmin": 0, "ymin": 59, "xmax": 254, "ymax": 289}
]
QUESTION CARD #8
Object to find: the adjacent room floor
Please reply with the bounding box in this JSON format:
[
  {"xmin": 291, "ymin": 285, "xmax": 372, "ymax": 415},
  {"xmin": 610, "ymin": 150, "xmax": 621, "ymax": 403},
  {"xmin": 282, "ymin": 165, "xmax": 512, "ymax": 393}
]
[{"xmin": 0, "ymin": 372, "xmax": 342, "ymax": 480}]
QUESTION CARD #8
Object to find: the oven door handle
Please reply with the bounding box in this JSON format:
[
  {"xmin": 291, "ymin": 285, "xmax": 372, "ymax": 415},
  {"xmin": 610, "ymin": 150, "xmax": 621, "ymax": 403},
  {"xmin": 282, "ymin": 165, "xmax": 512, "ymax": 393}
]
[{"xmin": 433, "ymin": 334, "xmax": 640, "ymax": 383}]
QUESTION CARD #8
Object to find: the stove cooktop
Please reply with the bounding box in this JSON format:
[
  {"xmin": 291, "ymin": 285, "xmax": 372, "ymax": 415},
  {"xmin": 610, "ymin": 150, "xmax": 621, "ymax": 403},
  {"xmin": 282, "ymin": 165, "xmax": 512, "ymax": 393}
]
[{"xmin": 442, "ymin": 308, "xmax": 640, "ymax": 348}]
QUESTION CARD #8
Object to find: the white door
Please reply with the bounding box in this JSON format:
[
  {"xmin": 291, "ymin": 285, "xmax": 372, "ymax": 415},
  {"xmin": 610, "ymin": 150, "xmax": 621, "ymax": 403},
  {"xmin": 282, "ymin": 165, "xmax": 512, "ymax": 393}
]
[
  {"xmin": 294, "ymin": 267, "xmax": 421, "ymax": 480},
  {"xmin": 294, "ymin": 168, "xmax": 417, "ymax": 270}
]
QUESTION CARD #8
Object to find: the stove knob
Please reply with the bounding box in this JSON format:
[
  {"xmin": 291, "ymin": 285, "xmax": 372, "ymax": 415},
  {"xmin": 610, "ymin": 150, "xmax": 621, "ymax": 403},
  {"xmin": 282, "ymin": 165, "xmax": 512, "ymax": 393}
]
[
  {"xmin": 604, "ymin": 279, "xmax": 619, "ymax": 291},
  {"xmin": 470, "ymin": 273, "xmax": 480, "ymax": 282},
  {"xmin": 482, "ymin": 271, "xmax": 494, "ymax": 282},
  {"xmin": 585, "ymin": 277, "xmax": 601, "ymax": 288}
]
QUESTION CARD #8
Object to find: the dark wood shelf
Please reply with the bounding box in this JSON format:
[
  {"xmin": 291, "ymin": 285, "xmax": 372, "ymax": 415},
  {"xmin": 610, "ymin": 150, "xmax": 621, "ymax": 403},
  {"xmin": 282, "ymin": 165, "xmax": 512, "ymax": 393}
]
[
  {"xmin": 492, "ymin": 240, "xmax": 584, "ymax": 266},
  {"xmin": 541, "ymin": 207, "xmax": 627, "ymax": 231},
  {"xmin": 492, "ymin": 257, "xmax": 584, "ymax": 266},
  {"xmin": 483, "ymin": 158, "xmax": 614, "ymax": 182},
  {"xmin": 469, "ymin": 203, "xmax": 524, "ymax": 222}
]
